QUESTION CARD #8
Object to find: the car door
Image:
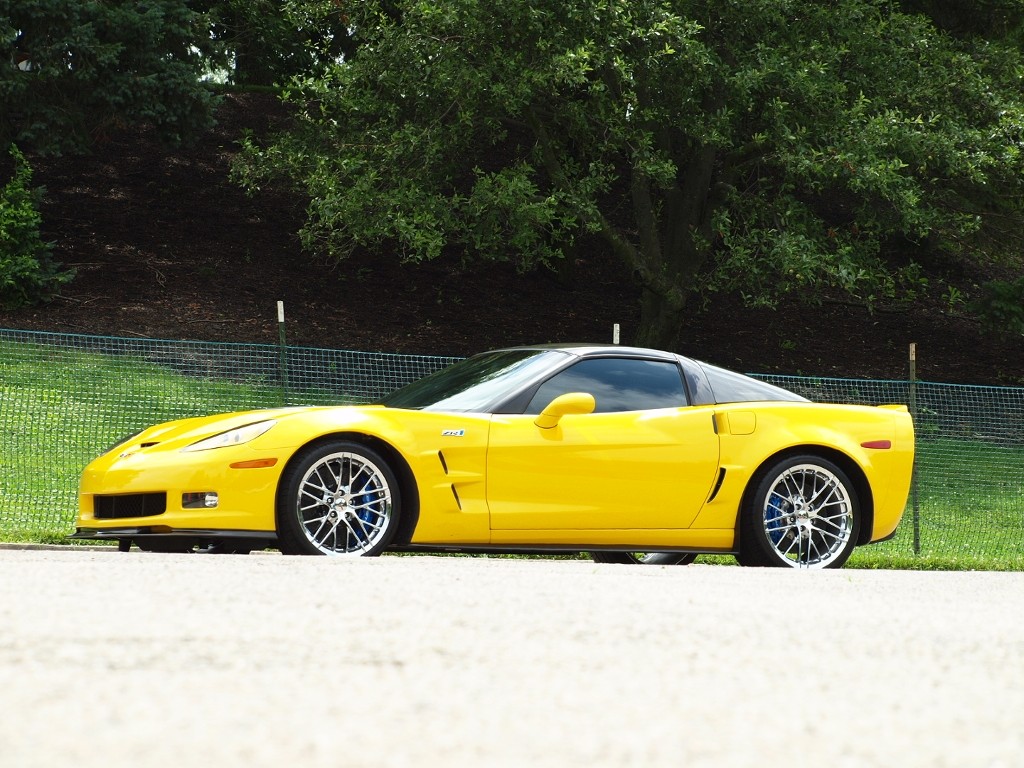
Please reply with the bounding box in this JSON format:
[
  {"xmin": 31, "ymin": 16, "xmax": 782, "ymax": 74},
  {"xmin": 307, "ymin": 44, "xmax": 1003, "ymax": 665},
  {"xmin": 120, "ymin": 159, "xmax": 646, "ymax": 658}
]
[{"xmin": 486, "ymin": 357, "xmax": 720, "ymax": 531}]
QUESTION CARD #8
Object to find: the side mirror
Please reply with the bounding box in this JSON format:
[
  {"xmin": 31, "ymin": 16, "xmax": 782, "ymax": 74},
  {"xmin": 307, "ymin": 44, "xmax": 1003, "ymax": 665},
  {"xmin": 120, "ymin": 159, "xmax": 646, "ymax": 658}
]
[{"xmin": 533, "ymin": 392, "xmax": 596, "ymax": 429}]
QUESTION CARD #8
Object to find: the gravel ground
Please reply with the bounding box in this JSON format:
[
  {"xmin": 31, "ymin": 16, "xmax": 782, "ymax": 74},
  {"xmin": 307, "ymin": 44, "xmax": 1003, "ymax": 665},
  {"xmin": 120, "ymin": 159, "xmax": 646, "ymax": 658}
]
[{"xmin": 1, "ymin": 548, "xmax": 1021, "ymax": 768}]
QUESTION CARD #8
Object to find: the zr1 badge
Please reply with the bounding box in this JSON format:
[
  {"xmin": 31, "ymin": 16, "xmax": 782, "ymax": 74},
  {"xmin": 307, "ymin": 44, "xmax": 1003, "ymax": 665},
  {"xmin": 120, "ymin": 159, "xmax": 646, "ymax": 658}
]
[{"xmin": 441, "ymin": 429, "xmax": 466, "ymax": 437}]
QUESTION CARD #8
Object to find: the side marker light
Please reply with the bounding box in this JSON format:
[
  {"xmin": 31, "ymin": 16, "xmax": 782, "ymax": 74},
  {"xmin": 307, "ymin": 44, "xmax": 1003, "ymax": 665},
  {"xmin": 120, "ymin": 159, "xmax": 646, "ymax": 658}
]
[
  {"xmin": 860, "ymin": 440, "xmax": 892, "ymax": 450},
  {"xmin": 230, "ymin": 458, "xmax": 279, "ymax": 469}
]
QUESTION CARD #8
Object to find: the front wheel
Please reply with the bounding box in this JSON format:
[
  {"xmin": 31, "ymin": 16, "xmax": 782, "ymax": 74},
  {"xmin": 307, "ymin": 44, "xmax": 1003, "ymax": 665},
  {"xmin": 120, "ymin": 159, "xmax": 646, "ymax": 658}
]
[
  {"xmin": 277, "ymin": 440, "xmax": 401, "ymax": 556},
  {"xmin": 740, "ymin": 455, "xmax": 860, "ymax": 569},
  {"xmin": 589, "ymin": 552, "xmax": 697, "ymax": 565}
]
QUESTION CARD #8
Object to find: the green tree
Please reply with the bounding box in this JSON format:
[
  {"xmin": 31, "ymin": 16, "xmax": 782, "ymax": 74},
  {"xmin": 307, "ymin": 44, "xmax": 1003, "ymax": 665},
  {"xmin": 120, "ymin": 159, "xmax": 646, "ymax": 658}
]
[
  {"xmin": 197, "ymin": 0, "xmax": 357, "ymax": 87},
  {"xmin": 0, "ymin": 145, "xmax": 69, "ymax": 308},
  {"xmin": 237, "ymin": 0, "xmax": 1024, "ymax": 348},
  {"xmin": 0, "ymin": 0, "xmax": 218, "ymax": 154}
]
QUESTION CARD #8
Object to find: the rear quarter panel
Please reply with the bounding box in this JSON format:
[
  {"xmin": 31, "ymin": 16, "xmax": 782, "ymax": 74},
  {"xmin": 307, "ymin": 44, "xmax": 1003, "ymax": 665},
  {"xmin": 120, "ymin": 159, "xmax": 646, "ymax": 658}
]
[{"xmin": 689, "ymin": 402, "xmax": 914, "ymax": 542}]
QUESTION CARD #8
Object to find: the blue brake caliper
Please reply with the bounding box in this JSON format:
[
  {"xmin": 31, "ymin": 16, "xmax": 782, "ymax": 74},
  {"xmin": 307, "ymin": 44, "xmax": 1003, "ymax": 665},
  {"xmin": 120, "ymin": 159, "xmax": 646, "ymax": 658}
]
[
  {"xmin": 353, "ymin": 476, "xmax": 376, "ymax": 543},
  {"xmin": 765, "ymin": 493, "xmax": 786, "ymax": 545}
]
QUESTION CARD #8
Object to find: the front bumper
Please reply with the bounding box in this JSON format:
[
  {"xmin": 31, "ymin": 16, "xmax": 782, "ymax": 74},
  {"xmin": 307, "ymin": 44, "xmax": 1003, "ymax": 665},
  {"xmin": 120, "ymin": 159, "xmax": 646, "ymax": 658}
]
[{"xmin": 77, "ymin": 446, "xmax": 285, "ymax": 535}]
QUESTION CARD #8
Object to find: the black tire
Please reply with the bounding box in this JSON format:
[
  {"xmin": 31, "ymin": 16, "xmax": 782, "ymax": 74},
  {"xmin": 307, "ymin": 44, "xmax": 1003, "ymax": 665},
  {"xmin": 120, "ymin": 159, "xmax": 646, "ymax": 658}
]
[
  {"xmin": 739, "ymin": 454, "xmax": 860, "ymax": 569},
  {"xmin": 589, "ymin": 552, "xmax": 697, "ymax": 565},
  {"xmin": 277, "ymin": 440, "xmax": 401, "ymax": 556}
]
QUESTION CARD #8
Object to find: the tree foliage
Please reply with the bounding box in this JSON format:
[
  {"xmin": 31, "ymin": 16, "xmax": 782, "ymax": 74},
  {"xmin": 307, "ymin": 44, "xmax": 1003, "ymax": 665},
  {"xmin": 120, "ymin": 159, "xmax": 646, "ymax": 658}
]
[
  {"xmin": 196, "ymin": 0, "xmax": 357, "ymax": 87},
  {"xmin": 0, "ymin": 145, "xmax": 69, "ymax": 308},
  {"xmin": 235, "ymin": 0, "xmax": 1024, "ymax": 347},
  {"xmin": 0, "ymin": 0, "xmax": 217, "ymax": 154}
]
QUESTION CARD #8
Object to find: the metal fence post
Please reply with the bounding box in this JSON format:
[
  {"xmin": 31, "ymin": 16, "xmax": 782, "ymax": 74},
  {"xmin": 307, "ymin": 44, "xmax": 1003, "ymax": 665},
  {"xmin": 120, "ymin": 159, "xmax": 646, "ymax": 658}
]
[
  {"xmin": 909, "ymin": 343, "xmax": 921, "ymax": 556},
  {"xmin": 277, "ymin": 301, "xmax": 288, "ymax": 406}
]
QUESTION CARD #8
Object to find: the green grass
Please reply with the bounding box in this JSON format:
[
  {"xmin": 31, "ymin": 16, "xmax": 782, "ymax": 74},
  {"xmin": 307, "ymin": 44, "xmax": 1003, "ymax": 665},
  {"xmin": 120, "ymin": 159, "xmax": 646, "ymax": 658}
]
[
  {"xmin": 846, "ymin": 551, "xmax": 1024, "ymax": 571},
  {"xmin": 2, "ymin": 340, "xmax": 1024, "ymax": 569}
]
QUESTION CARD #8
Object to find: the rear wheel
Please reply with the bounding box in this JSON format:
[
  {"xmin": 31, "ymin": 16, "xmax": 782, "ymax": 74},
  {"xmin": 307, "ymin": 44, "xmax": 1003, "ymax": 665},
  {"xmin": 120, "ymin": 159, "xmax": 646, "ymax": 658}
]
[
  {"xmin": 277, "ymin": 440, "xmax": 400, "ymax": 556},
  {"xmin": 740, "ymin": 455, "xmax": 859, "ymax": 569},
  {"xmin": 589, "ymin": 552, "xmax": 697, "ymax": 565}
]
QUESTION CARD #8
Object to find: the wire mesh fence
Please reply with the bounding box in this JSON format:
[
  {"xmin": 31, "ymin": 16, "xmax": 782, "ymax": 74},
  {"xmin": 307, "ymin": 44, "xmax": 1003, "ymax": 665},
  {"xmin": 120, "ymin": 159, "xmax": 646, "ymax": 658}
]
[{"xmin": 2, "ymin": 328, "xmax": 1022, "ymax": 562}]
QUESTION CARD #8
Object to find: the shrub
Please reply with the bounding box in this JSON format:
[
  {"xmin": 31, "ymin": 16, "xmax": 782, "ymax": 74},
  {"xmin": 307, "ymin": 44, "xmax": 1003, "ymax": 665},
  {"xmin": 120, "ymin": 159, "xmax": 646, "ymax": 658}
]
[
  {"xmin": 970, "ymin": 277, "xmax": 1024, "ymax": 339},
  {"xmin": 0, "ymin": 145, "xmax": 71, "ymax": 308}
]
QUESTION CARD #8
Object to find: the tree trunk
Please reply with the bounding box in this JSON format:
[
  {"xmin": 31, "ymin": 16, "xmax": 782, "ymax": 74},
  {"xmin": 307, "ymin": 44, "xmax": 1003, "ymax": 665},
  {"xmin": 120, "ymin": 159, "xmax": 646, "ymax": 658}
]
[
  {"xmin": 525, "ymin": 109, "xmax": 714, "ymax": 352},
  {"xmin": 628, "ymin": 144, "xmax": 718, "ymax": 351},
  {"xmin": 634, "ymin": 287, "xmax": 687, "ymax": 349}
]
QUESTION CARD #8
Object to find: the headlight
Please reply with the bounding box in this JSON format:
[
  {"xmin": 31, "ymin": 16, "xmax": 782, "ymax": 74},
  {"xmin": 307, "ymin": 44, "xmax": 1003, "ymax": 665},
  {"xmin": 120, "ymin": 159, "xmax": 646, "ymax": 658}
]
[{"xmin": 181, "ymin": 420, "xmax": 277, "ymax": 452}]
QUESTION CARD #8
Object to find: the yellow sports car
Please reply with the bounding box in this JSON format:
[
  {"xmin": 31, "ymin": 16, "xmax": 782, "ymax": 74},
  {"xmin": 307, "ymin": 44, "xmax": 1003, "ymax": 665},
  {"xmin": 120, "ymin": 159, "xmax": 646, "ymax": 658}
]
[{"xmin": 74, "ymin": 345, "xmax": 915, "ymax": 568}]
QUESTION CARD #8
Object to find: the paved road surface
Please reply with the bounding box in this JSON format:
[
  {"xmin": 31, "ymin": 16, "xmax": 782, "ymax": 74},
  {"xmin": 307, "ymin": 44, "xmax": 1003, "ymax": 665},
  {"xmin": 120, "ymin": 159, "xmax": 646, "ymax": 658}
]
[{"xmin": 1, "ymin": 548, "xmax": 1021, "ymax": 767}]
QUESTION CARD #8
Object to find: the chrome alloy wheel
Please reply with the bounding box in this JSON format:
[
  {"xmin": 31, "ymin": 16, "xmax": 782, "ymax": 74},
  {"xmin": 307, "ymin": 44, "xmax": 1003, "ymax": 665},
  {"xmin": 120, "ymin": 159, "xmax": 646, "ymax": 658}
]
[
  {"xmin": 295, "ymin": 451, "xmax": 394, "ymax": 555},
  {"xmin": 761, "ymin": 463, "xmax": 854, "ymax": 569}
]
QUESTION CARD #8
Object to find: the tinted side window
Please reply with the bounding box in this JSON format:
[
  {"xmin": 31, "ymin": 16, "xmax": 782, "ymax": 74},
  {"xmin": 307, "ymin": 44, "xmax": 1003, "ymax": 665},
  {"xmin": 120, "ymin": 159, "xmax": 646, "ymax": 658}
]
[
  {"xmin": 525, "ymin": 358, "xmax": 688, "ymax": 413},
  {"xmin": 700, "ymin": 363, "xmax": 807, "ymax": 404}
]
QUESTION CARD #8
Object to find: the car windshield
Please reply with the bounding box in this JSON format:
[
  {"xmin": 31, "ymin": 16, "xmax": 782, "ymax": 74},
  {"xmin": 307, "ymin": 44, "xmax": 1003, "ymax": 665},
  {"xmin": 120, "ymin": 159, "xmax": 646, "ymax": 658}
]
[{"xmin": 381, "ymin": 349, "xmax": 567, "ymax": 411}]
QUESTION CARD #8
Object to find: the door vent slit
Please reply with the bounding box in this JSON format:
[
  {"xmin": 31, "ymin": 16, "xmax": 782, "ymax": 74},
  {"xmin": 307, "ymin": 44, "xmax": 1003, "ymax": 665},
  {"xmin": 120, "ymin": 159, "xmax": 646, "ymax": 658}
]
[
  {"xmin": 707, "ymin": 468, "xmax": 726, "ymax": 503},
  {"xmin": 450, "ymin": 484, "xmax": 462, "ymax": 510},
  {"xmin": 438, "ymin": 450, "xmax": 448, "ymax": 474}
]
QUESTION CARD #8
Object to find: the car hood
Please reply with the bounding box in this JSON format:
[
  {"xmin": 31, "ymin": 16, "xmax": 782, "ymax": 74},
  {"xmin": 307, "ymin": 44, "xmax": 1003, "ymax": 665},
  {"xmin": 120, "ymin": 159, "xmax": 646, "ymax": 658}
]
[{"xmin": 110, "ymin": 405, "xmax": 386, "ymax": 455}]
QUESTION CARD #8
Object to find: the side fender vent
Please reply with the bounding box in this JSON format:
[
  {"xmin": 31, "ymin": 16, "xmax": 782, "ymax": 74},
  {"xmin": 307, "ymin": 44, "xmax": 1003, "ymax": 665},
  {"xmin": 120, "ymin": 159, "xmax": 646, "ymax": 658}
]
[{"xmin": 706, "ymin": 468, "xmax": 726, "ymax": 504}]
